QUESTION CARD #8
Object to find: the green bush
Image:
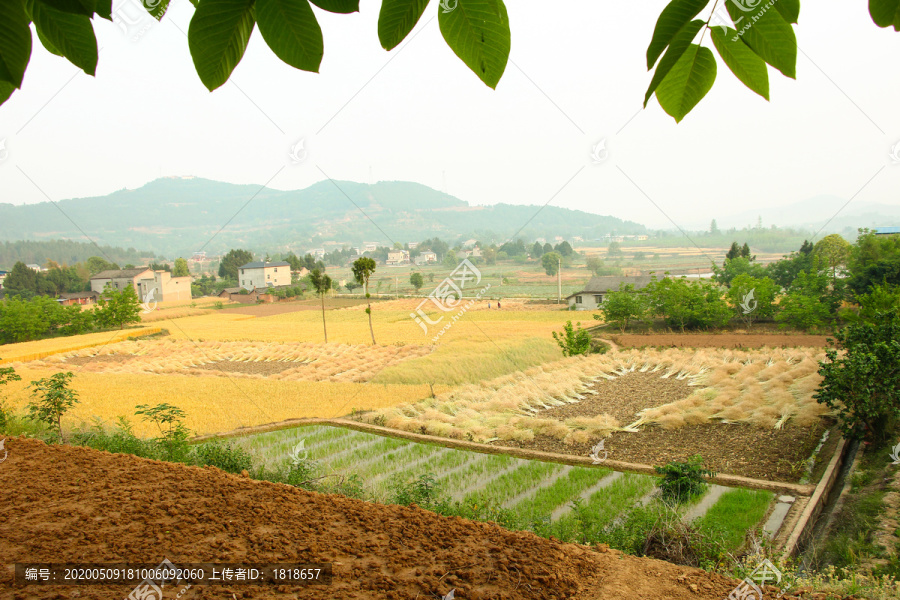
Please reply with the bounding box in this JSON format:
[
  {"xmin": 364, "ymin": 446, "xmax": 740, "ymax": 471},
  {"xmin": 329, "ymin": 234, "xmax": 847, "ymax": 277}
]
[
  {"xmin": 389, "ymin": 473, "xmax": 442, "ymax": 507},
  {"xmin": 193, "ymin": 440, "xmax": 253, "ymax": 473},
  {"xmin": 655, "ymin": 455, "xmax": 715, "ymax": 504},
  {"xmin": 71, "ymin": 417, "xmax": 156, "ymax": 458},
  {"xmin": 552, "ymin": 321, "xmax": 592, "ymax": 356}
]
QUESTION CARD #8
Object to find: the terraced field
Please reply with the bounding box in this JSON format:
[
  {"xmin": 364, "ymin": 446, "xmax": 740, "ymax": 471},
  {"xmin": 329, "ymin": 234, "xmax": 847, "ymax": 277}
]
[{"xmin": 227, "ymin": 425, "xmax": 775, "ymax": 551}]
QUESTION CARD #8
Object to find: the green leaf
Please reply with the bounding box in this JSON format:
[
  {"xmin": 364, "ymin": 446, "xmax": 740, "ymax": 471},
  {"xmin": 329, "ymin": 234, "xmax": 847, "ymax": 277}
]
[
  {"xmin": 438, "ymin": 0, "xmax": 510, "ymax": 89},
  {"xmin": 94, "ymin": 0, "xmax": 111, "ymax": 20},
  {"xmin": 726, "ymin": 1, "xmax": 796, "ymax": 78},
  {"xmin": 646, "ymin": 0, "xmax": 710, "ymax": 69},
  {"xmin": 711, "ymin": 26, "xmax": 768, "ymax": 100},
  {"xmin": 379, "ymin": 0, "xmax": 430, "ymax": 50},
  {"xmin": 655, "ymin": 44, "xmax": 716, "ymax": 122},
  {"xmin": 0, "ymin": 81, "xmax": 16, "ymax": 105},
  {"xmin": 32, "ymin": 0, "xmax": 99, "ymax": 76},
  {"xmin": 870, "ymin": 0, "xmax": 900, "ymax": 30},
  {"xmin": 142, "ymin": 0, "xmax": 171, "ymax": 20},
  {"xmin": 256, "ymin": 0, "xmax": 323, "ymax": 73},
  {"xmin": 774, "ymin": 0, "xmax": 800, "ymax": 24},
  {"xmin": 36, "ymin": 29, "xmax": 64, "ymax": 56},
  {"xmin": 643, "ymin": 19, "xmax": 703, "ymax": 107},
  {"xmin": 308, "ymin": 0, "xmax": 359, "ymax": 13},
  {"xmin": 188, "ymin": 0, "xmax": 256, "ymax": 91},
  {"xmin": 36, "ymin": 0, "xmax": 93, "ymax": 16},
  {"xmin": 0, "ymin": 0, "xmax": 32, "ymax": 89}
]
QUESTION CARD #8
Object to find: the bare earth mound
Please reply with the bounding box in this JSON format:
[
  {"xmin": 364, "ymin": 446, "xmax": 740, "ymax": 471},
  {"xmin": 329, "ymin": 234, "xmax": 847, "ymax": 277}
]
[{"xmin": 0, "ymin": 438, "xmax": 759, "ymax": 600}]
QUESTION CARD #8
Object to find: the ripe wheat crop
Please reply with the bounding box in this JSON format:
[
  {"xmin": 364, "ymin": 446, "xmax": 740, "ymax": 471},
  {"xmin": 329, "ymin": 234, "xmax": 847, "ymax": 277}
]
[{"xmin": 2, "ymin": 365, "xmax": 432, "ymax": 437}]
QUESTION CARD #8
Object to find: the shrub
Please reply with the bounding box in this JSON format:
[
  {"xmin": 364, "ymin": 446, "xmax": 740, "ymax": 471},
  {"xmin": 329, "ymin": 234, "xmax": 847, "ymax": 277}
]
[
  {"xmin": 552, "ymin": 321, "xmax": 591, "ymax": 356},
  {"xmin": 655, "ymin": 455, "xmax": 715, "ymax": 504},
  {"xmin": 389, "ymin": 473, "xmax": 442, "ymax": 507},
  {"xmin": 134, "ymin": 402, "xmax": 192, "ymax": 462},
  {"xmin": 71, "ymin": 417, "xmax": 155, "ymax": 458},
  {"xmin": 26, "ymin": 371, "xmax": 78, "ymax": 441},
  {"xmin": 193, "ymin": 440, "xmax": 253, "ymax": 474}
]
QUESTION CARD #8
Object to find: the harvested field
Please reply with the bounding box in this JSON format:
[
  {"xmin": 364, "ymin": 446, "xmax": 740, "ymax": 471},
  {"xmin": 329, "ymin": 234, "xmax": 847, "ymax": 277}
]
[
  {"xmin": 366, "ymin": 348, "xmax": 832, "ymax": 481},
  {"xmin": 219, "ymin": 297, "xmax": 377, "ymax": 316},
  {"xmin": 24, "ymin": 339, "xmax": 433, "ymax": 383},
  {"xmin": 611, "ymin": 333, "xmax": 830, "ymax": 348},
  {"xmin": 539, "ymin": 371, "xmax": 694, "ymax": 424},
  {"xmin": 495, "ymin": 422, "xmax": 830, "ymax": 483},
  {"xmin": 0, "ymin": 437, "xmax": 760, "ymax": 600}
]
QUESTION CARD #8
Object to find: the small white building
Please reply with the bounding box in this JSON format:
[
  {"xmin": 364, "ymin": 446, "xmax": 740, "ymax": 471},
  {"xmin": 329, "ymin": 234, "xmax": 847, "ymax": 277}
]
[
  {"xmin": 238, "ymin": 260, "xmax": 291, "ymax": 290},
  {"xmin": 415, "ymin": 251, "xmax": 438, "ymax": 265},
  {"xmin": 363, "ymin": 242, "xmax": 378, "ymax": 252},
  {"xmin": 90, "ymin": 268, "xmax": 192, "ymax": 303},
  {"xmin": 386, "ymin": 250, "xmax": 410, "ymax": 266},
  {"xmin": 566, "ymin": 275, "xmax": 656, "ymax": 311}
]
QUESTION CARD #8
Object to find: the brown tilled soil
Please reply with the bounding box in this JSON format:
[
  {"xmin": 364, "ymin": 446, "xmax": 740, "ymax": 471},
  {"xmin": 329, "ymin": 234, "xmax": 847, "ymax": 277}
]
[
  {"xmin": 540, "ymin": 372, "xmax": 694, "ymax": 425},
  {"xmin": 610, "ymin": 333, "xmax": 830, "ymax": 349},
  {"xmin": 495, "ymin": 423, "xmax": 828, "ymax": 483},
  {"xmin": 492, "ymin": 372, "xmax": 829, "ymax": 482},
  {"xmin": 0, "ymin": 437, "xmax": 787, "ymax": 600}
]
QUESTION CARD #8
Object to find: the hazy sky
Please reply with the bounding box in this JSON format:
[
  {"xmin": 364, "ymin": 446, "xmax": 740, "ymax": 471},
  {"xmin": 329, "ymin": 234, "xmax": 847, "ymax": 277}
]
[{"xmin": 0, "ymin": 0, "xmax": 898, "ymax": 231}]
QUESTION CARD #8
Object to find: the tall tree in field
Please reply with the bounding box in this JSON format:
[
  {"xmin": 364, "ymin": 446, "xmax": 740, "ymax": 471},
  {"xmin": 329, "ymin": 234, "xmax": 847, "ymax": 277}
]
[
  {"xmin": 96, "ymin": 285, "xmax": 142, "ymax": 329},
  {"xmin": 3, "ymin": 262, "xmax": 39, "ymax": 293},
  {"xmin": 409, "ymin": 272, "xmax": 424, "ymax": 292},
  {"xmin": 218, "ymin": 249, "xmax": 253, "ymax": 280},
  {"xmin": 531, "ymin": 242, "xmax": 544, "ymax": 258},
  {"xmin": 815, "ymin": 312, "xmax": 900, "ymax": 443},
  {"xmin": 352, "ymin": 257, "xmax": 377, "ymax": 345},
  {"xmin": 541, "ymin": 252, "xmax": 561, "ymax": 277},
  {"xmin": 595, "ymin": 284, "xmax": 647, "ymax": 333},
  {"xmin": 173, "ymin": 258, "xmax": 190, "ymax": 277},
  {"xmin": 309, "ymin": 269, "xmax": 332, "ymax": 343},
  {"xmin": 725, "ymin": 242, "xmax": 741, "ymax": 261},
  {"xmin": 814, "ymin": 234, "xmax": 852, "ymax": 287},
  {"xmin": 27, "ymin": 371, "xmax": 78, "ymax": 441}
]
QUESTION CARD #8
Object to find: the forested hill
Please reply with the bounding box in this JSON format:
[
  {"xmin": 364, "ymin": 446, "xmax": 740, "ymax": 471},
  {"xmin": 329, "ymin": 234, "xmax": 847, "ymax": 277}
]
[
  {"xmin": 0, "ymin": 240, "xmax": 155, "ymax": 268},
  {"xmin": 0, "ymin": 177, "xmax": 647, "ymax": 256}
]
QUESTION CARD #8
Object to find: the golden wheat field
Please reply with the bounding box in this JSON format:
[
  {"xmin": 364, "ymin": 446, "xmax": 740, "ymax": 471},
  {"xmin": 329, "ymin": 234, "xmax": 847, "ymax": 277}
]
[
  {"xmin": 0, "ymin": 305, "xmax": 581, "ymax": 435},
  {"xmin": 0, "ymin": 327, "xmax": 163, "ymax": 364},
  {"xmin": 367, "ymin": 347, "xmax": 830, "ymax": 445},
  {"xmin": 2, "ymin": 365, "xmax": 438, "ymax": 437},
  {"xmin": 25, "ymin": 339, "xmax": 433, "ymax": 383}
]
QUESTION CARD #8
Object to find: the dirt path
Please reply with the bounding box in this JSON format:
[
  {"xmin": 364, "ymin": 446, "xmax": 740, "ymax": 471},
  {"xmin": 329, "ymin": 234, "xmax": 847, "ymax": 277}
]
[{"xmin": 0, "ymin": 437, "xmax": 768, "ymax": 600}]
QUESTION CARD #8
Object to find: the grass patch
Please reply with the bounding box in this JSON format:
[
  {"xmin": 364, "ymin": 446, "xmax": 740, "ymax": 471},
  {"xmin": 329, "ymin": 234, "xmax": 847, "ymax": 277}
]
[{"xmin": 695, "ymin": 488, "xmax": 774, "ymax": 551}]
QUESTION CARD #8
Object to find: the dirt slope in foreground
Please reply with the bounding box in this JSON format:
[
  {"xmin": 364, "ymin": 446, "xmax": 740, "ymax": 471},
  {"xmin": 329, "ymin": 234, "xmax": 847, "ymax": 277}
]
[{"xmin": 2, "ymin": 438, "xmax": 753, "ymax": 600}]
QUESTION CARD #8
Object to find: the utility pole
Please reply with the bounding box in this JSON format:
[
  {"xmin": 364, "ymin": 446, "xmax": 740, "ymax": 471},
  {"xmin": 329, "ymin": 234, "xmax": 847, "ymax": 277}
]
[{"xmin": 557, "ymin": 256, "xmax": 561, "ymax": 304}]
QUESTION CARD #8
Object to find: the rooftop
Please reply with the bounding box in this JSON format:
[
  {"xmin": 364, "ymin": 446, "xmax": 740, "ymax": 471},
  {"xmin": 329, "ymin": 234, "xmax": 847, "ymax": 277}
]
[
  {"xmin": 90, "ymin": 268, "xmax": 151, "ymax": 280},
  {"xmin": 239, "ymin": 261, "xmax": 291, "ymax": 269}
]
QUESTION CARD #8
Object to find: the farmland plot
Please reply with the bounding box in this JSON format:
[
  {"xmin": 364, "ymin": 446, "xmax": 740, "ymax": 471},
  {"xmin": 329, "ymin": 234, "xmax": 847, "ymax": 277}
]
[
  {"xmin": 366, "ymin": 347, "xmax": 832, "ymax": 481},
  {"xmin": 24, "ymin": 339, "xmax": 433, "ymax": 383},
  {"xmin": 226, "ymin": 425, "xmax": 774, "ymax": 551}
]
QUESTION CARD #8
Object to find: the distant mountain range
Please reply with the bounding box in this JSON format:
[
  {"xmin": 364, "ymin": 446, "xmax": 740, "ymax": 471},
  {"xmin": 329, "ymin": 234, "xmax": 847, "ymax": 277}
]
[
  {"xmin": 716, "ymin": 195, "xmax": 900, "ymax": 232},
  {"xmin": 0, "ymin": 177, "xmax": 647, "ymax": 257}
]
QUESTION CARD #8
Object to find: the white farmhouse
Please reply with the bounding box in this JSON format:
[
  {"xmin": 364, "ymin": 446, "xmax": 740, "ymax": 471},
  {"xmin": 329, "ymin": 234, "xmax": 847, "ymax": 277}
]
[{"xmin": 238, "ymin": 260, "xmax": 291, "ymax": 290}]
